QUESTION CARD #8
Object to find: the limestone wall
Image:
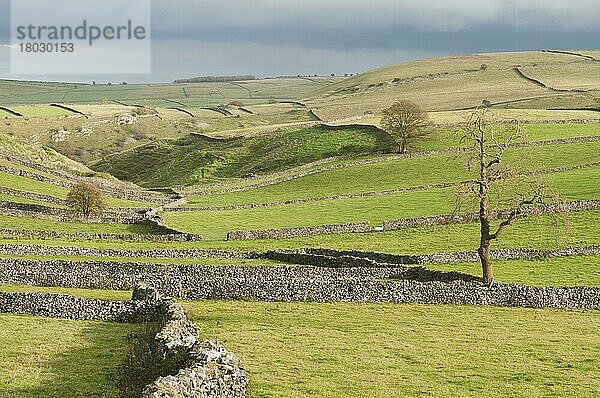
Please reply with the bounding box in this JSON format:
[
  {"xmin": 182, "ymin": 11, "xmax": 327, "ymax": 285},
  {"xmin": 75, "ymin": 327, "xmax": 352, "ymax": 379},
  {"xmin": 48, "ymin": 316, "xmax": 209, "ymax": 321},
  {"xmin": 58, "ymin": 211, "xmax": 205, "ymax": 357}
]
[
  {"xmin": 1, "ymin": 257, "xmax": 598, "ymax": 309},
  {"xmin": 0, "ymin": 228, "xmax": 202, "ymax": 242}
]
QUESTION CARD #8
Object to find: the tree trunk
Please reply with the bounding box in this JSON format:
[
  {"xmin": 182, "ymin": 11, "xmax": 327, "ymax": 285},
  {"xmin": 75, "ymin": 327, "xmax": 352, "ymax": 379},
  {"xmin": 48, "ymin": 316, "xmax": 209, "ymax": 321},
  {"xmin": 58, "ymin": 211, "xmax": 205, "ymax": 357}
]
[
  {"xmin": 478, "ymin": 239, "xmax": 493, "ymax": 284},
  {"xmin": 400, "ymin": 139, "xmax": 406, "ymax": 154}
]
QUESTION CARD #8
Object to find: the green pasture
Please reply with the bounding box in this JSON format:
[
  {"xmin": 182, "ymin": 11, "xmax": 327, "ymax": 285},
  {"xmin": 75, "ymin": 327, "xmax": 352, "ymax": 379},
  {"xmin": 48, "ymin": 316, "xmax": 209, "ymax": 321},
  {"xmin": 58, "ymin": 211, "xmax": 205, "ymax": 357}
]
[
  {"xmin": 12, "ymin": 106, "xmax": 74, "ymax": 118},
  {"xmin": 185, "ymin": 141, "xmax": 600, "ymax": 207},
  {"xmin": 0, "ymin": 77, "xmax": 339, "ymax": 107},
  {"xmin": 0, "ymin": 210, "xmax": 596, "ymax": 259},
  {"xmin": 427, "ymin": 255, "xmax": 600, "ymax": 287},
  {"xmin": 0, "ymin": 314, "xmax": 136, "ymax": 397},
  {"xmin": 93, "ymin": 126, "xmax": 391, "ymax": 188},
  {"xmin": 186, "ymin": 300, "xmax": 600, "ymax": 398},
  {"xmin": 165, "ymin": 166, "xmax": 600, "ymax": 239}
]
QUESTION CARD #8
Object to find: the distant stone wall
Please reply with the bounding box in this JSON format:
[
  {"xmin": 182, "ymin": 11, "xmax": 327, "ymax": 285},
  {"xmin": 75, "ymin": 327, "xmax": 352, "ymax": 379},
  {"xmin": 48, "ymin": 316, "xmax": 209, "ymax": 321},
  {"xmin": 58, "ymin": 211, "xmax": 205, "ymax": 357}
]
[
  {"xmin": 173, "ymin": 181, "xmax": 461, "ymax": 212},
  {"xmin": 1, "ymin": 257, "xmax": 599, "ymax": 309},
  {"xmin": 225, "ymin": 200, "xmax": 599, "ymax": 240},
  {"xmin": 0, "ymin": 228, "xmax": 202, "ymax": 242},
  {"xmin": 0, "ymin": 186, "xmax": 65, "ymax": 205},
  {"xmin": 383, "ymin": 199, "xmax": 600, "ymax": 231},
  {"xmin": 227, "ymin": 222, "xmax": 373, "ymax": 241},
  {"xmin": 0, "ymin": 200, "xmax": 146, "ymax": 224}
]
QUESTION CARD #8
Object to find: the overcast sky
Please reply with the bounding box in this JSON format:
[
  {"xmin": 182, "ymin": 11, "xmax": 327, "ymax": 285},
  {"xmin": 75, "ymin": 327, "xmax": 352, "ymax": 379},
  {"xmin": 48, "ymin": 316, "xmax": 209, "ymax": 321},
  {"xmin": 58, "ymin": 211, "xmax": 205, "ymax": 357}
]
[{"xmin": 1, "ymin": 0, "xmax": 600, "ymax": 82}]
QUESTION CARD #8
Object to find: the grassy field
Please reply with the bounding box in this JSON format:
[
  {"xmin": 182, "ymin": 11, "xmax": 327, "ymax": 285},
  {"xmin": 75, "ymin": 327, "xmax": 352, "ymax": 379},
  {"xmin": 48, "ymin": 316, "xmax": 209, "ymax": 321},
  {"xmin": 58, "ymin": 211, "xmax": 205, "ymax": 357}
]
[
  {"xmin": 0, "ymin": 170, "xmax": 158, "ymax": 208},
  {"xmin": 165, "ymin": 166, "xmax": 600, "ymax": 238},
  {"xmin": 426, "ymin": 255, "xmax": 600, "ymax": 287},
  {"xmin": 0, "ymin": 77, "xmax": 340, "ymax": 107},
  {"xmin": 93, "ymin": 126, "xmax": 392, "ymax": 187},
  {"xmin": 0, "ymin": 314, "xmax": 136, "ymax": 398},
  {"xmin": 1, "ymin": 51, "xmax": 600, "ymax": 398},
  {"xmin": 0, "ymin": 209, "xmax": 596, "ymax": 258},
  {"xmin": 184, "ymin": 141, "xmax": 600, "ymax": 207},
  {"xmin": 185, "ymin": 300, "xmax": 600, "ymax": 398},
  {"xmin": 307, "ymin": 51, "xmax": 600, "ymax": 118}
]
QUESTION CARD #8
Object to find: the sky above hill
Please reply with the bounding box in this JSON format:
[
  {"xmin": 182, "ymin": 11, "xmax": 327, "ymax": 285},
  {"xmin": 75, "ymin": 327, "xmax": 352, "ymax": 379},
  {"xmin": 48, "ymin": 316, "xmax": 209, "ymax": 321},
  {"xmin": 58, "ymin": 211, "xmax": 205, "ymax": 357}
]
[{"xmin": 1, "ymin": 0, "xmax": 600, "ymax": 82}]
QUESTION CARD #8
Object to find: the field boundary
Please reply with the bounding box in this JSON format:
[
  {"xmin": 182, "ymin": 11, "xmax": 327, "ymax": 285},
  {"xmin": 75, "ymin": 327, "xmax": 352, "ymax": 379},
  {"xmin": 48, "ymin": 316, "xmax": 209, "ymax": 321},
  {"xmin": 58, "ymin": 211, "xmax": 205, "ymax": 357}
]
[
  {"xmin": 0, "ymin": 285, "xmax": 247, "ymax": 397},
  {"xmin": 225, "ymin": 200, "xmax": 599, "ymax": 240},
  {"xmin": 1, "ymin": 258, "xmax": 598, "ymax": 309},
  {"xmin": 184, "ymin": 135, "xmax": 600, "ymax": 196}
]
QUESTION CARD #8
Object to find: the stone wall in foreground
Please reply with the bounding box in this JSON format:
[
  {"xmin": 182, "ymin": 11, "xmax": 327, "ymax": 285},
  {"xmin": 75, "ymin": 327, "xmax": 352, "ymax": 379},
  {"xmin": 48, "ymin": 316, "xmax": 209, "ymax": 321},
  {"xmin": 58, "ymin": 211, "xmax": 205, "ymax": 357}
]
[
  {"xmin": 142, "ymin": 289, "xmax": 246, "ymax": 397},
  {"xmin": 0, "ymin": 285, "xmax": 247, "ymax": 398},
  {"xmin": 1, "ymin": 258, "xmax": 599, "ymax": 309}
]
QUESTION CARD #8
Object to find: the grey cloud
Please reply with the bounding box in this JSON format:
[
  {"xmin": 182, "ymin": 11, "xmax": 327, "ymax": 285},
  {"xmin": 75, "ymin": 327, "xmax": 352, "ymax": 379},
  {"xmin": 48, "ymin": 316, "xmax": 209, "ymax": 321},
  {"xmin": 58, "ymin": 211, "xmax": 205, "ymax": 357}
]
[{"xmin": 151, "ymin": 0, "xmax": 600, "ymax": 34}]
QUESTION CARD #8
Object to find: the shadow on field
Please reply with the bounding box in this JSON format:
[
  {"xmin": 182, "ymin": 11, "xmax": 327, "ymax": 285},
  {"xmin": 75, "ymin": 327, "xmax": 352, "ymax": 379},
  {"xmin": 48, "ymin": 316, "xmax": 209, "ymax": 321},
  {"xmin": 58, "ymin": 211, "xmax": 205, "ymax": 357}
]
[
  {"xmin": 8, "ymin": 321, "xmax": 138, "ymax": 398},
  {"xmin": 396, "ymin": 266, "xmax": 482, "ymax": 283}
]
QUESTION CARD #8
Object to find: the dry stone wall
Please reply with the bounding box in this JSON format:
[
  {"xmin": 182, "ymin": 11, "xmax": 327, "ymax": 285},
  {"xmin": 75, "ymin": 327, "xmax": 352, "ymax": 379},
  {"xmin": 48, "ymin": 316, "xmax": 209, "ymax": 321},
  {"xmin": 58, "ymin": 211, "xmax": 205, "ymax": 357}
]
[
  {"xmin": 1, "ymin": 257, "xmax": 599, "ymax": 309},
  {"xmin": 0, "ymin": 200, "xmax": 146, "ymax": 224},
  {"xmin": 0, "ymin": 291, "xmax": 161, "ymax": 322},
  {"xmin": 265, "ymin": 246, "xmax": 600, "ymax": 267},
  {"xmin": 0, "ymin": 186, "xmax": 66, "ymax": 205},
  {"xmin": 0, "ymin": 285, "xmax": 247, "ymax": 398},
  {"xmin": 0, "ymin": 228, "xmax": 202, "ymax": 242},
  {"xmin": 0, "ymin": 244, "xmax": 250, "ymax": 259},
  {"xmin": 227, "ymin": 222, "xmax": 373, "ymax": 240},
  {"xmin": 142, "ymin": 292, "xmax": 246, "ymax": 398}
]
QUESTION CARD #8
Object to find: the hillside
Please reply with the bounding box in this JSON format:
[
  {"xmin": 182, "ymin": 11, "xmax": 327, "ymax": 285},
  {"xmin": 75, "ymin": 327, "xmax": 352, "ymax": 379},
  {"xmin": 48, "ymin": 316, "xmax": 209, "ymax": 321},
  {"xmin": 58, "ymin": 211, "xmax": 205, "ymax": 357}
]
[
  {"xmin": 307, "ymin": 50, "xmax": 600, "ymax": 119},
  {"xmin": 0, "ymin": 77, "xmax": 340, "ymax": 107},
  {"xmin": 92, "ymin": 125, "xmax": 393, "ymax": 187},
  {"xmin": 1, "ymin": 50, "xmax": 599, "ymax": 398}
]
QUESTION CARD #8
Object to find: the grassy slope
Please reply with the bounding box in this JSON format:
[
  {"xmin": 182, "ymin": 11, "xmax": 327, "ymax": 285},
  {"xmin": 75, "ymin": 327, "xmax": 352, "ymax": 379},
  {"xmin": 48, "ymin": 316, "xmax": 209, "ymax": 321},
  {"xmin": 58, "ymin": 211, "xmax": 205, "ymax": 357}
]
[
  {"xmin": 165, "ymin": 166, "xmax": 600, "ymax": 238},
  {"xmin": 186, "ymin": 301, "xmax": 600, "ymax": 398},
  {"xmin": 184, "ymin": 140, "xmax": 600, "ymax": 207},
  {"xmin": 1, "ymin": 210, "xmax": 597, "ymax": 255},
  {"xmin": 0, "ymin": 77, "xmax": 340, "ymax": 107},
  {"xmin": 0, "ymin": 171, "xmax": 155, "ymax": 208},
  {"xmin": 0, "ymin": 314, "xmax": 135, "ymax": 397},
  {"xmin": 92, "ymin": 126, "xmax": 392, "ymax": 188},
  {"xmin": 307, "ymin": 51, "xmax": 600, "ymax": 118}
]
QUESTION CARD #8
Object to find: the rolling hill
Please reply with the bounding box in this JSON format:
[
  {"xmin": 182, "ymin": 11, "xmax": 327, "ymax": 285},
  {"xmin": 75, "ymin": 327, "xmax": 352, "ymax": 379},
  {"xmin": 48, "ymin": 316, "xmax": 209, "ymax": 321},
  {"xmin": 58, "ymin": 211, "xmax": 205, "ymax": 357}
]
[{"xmin": 307, "ymin": 50, "xmax": 600, "ymax": 119}]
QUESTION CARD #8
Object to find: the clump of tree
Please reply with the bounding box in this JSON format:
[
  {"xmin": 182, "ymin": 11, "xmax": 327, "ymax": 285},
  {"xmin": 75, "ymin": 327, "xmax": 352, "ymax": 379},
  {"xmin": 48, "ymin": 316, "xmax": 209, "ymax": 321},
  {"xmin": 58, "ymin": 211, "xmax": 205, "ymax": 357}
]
[
  {"xmin": 458, "ymin": 109, "xmax": 546, "ymax": 284},
  {"xmin": 381, "ymin": 100, "xmax": 430, "ymax": 153},
  {"xmin": 66, "ymin": 182, "xmax": 106, "ymax": 218}
]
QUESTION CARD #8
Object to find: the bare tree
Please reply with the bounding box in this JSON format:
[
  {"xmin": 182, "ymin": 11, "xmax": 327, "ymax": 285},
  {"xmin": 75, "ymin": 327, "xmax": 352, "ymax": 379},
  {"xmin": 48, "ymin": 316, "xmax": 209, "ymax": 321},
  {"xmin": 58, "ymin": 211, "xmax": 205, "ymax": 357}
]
[
  {"xmin": 66, "ymin": 182, "xmax": 106, "ymax": 219},
  {"xmin": 459, "ymin": 109, "xmax": 544, "ymax": 284},
  {"xmin": 381, "ymin": 100, "xmax": 429, "ymax": 153}
]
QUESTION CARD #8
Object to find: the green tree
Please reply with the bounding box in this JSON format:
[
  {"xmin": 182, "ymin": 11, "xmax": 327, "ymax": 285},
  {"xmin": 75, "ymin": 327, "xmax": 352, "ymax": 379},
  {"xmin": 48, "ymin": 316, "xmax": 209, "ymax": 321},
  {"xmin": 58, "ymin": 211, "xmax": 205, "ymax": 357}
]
[
  {"xmin": 66, "ymin": 182, "xmax": 106, "ymax": 218},
  {"xmin": 381, "ymin": 100, "xmax": 429, "ymax": 153}
]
